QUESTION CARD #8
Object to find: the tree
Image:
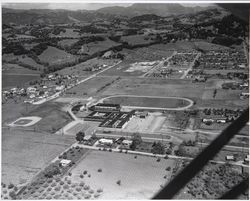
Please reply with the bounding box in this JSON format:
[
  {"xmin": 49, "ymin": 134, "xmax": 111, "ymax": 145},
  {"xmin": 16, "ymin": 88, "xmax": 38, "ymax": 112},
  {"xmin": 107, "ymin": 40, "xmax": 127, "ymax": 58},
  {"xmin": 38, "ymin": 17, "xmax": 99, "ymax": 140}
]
[
  {"xmin": 44, "ymin": 165, "xmax": 60, "ymax": 178},
  {"xmin": 130, "ymin": 133, "xmax": 142, "ymax": 150},
  {"xmin": 151, "ymin": 142, "xmax": 165, "ymax": 155},
  {"xmin": 76, "ymin": 131, "xmax": 85, "ymax": 142}
]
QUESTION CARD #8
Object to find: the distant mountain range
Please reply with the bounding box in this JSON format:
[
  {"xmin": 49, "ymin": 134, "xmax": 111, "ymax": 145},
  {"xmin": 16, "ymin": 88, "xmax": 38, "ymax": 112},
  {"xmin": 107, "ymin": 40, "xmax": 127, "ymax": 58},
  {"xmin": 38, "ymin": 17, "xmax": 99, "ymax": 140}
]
[
  {"xmin": 2, "ymin": 3, "xmax": 218, "ymax": 25},
  {"xmin": 97, "ymin": 3, "xmax": 216, "ymax": 17}
]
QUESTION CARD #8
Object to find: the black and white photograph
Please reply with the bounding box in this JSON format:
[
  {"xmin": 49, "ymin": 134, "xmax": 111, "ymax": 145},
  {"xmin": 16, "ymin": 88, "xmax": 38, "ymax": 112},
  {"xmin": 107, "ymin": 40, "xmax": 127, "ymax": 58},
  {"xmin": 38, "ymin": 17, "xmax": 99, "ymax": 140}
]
[{"xmin": 1, "ymin": 1, "xmax": 249, "ymax": 200}]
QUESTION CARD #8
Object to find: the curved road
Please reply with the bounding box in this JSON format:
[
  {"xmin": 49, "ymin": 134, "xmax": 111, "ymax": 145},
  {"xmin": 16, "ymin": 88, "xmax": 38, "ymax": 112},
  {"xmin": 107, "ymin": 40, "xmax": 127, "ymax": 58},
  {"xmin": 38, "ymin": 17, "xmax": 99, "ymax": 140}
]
[{"xmin": 98, "ymin": 94, "xmax": 194, "ymax": 111}]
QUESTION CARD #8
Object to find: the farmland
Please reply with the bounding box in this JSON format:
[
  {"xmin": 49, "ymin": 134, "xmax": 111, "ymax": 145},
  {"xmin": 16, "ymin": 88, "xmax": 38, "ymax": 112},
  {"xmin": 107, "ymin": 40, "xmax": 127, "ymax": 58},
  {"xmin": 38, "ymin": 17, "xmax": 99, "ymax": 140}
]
[
  {"xmin": 66, "ymin": 150, "xmax": 176, "ymax": 199},
  {"xmin": 1, "ymin": 128, "xmax": 74, "ymax": 186},
  {"xmin": 38, "ymin": 46, "xmax": 77, "ymax": 65}
]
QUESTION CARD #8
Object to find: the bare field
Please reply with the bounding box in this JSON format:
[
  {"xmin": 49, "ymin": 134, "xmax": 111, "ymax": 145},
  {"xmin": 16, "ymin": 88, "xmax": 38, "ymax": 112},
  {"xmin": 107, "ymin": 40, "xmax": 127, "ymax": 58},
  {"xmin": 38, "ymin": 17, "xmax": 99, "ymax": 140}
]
[
  {"xmin": 1, "ymin": 129, "xmax": 74, "ymax": 186},
  {"xmin": 68, "ymin": 150, "xmax": 176, "ymax": 199}
]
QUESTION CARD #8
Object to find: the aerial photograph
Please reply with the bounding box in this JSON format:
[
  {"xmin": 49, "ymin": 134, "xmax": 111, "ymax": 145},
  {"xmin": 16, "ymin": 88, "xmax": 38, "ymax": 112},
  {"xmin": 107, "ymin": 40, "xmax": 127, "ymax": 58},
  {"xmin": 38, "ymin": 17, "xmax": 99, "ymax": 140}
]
[{"xmin": 1, "ymin": 1, "xmax": 249, "ymax": 200}]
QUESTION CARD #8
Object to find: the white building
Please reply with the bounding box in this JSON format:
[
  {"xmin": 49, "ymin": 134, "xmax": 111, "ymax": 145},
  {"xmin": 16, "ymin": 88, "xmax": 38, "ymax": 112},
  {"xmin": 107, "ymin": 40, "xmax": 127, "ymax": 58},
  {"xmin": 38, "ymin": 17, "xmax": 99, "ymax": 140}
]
[
  {"xmin": 98, "ymin": 139, "xmax": 113, "ymax": 145},
  {"xmin": 60, "ymin": 159, "xmax": 72, "ymax": 167}
]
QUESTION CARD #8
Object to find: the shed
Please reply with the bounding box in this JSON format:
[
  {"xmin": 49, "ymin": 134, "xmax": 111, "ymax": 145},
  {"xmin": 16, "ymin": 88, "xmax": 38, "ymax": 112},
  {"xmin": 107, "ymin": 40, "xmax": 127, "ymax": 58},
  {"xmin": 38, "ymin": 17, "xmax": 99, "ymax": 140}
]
[{"xmin": 60, "ymin": 159, "xmax": 71, "ymax": 167}]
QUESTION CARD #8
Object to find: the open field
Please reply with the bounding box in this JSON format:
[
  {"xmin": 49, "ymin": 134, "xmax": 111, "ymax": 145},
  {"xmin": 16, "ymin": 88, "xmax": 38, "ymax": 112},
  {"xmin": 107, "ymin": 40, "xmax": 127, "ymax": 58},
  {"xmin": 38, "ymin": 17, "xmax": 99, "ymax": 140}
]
[
  {"xmin": 2, "ymin": 74, "xmax": 39, "ymax": 89},
  {"xmin": 102, "ymin": 78, "xmax": 205, "ymax": 100},
  {"xmin": 57, "ymin": 58, "xmax": 119, "ymax": 77},
  {"xmin": 49, "ymin": 28, "xmax": 81, "ymax": 38},
  {"xmin": 17, "ymin": 55, "xmax": 44, "ymax": 70},
  {"xmin": 65, "ymin": 76, "xmax": 120, "ymax": 97},
  {"xmin": 25, "ymin": 102, "xmax": 72, "ymax": 133},
  {"xmin": 100, "ymin": 77, "xmax": 248, "ymax": 109},
  {"xmin": 194, "ymin": 41, "xmax": 230, "ymax": 51},
  {"xmin": 80, "ymin": 39, "xmax": 120, "ymax": 55},
  {"xmin": 67, "ymin": 150, "xmax": 176, "ymax": 199},
  {"xmin": 121, "ymin": 35, "xmax": 152, "ymax": 46},
  {"xmin": 38, "ymin": 46, "xmax": 77, "ymax": 65},
  {"xmin": 103, "ymin": 95, "xmax": 191, "ymax": 109},
  {"xmin": 1, "ymin": 129, "xmax": 74, "ymax": 186},
  {"xmin": 58, "ymin": 39, "xmax": 79, "ymax": 48}
]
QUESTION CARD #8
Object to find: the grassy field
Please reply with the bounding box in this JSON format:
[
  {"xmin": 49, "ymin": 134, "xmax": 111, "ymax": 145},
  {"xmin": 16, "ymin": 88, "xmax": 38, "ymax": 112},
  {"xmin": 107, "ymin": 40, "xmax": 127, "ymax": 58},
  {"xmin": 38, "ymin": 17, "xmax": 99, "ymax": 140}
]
[
  {"xmin": 58, "ymin": 39, "xmax": 79, "ymax": 48},
  {"xmin": 194, "ymin": 41, "xmax": 230, "ymax": 51},
  {"xmin": 1, "ymin": 128, "xmax": 74, "ymax": 186},
  {"xmin": 103, "ymin": 96, "xmax": 191, "ymax": 108},
  {"xmin": 17, "ymin": 55, "xmax": 44, "ymax": 71},
  {"xmin": 57, "ymin": 58, "xmax": 119, "ymax": 77},
  {"xmin": 121, "ymin": 35, "xmax": 152, "ymax": 46},
  {"xmin": 38, "ymin": 46, "xmax": 77, "ymax": 65},
  {"xmin": 65, "ymin": 76, "xmax": 120, "ymax": 97},
  {"xmin": 2, "ymin": 73, "xmax": 39, "ymax": 89},
  {"xmin": 24, "ymin": 102, "xmax": 72, "ymax": 133},
  {"xmin": 50, "ymin": 28, "xmax": 81, "ymax": 38},
  {"xmin": 81, "ymin": 39, "xmax": 120, "ymax": 55},
  {"xmin": 67, "ymin": 150, "xmax": 176, "ymax": 199},
  {"xmin": 102, "ymin": 77, "xmax": 205, "ymax": 100}
]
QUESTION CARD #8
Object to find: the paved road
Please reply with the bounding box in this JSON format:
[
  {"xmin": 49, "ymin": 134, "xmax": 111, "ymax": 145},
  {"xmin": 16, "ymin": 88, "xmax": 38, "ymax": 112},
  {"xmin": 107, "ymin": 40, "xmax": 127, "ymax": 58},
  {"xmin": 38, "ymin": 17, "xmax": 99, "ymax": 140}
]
[
  {"xmin": 198, "ymin": 142, "xmax": 249, "ymax": 151},
  {"xmin": 73, "ymin": 142, "xmax": 249, "ymax": 168},
  {"xmin": 180, "ymin": 52, "xmax": 201, "ymax": 79},
  {"xmin": 98, "ymin": 94, "xmax": 194, "ymax": 111}
]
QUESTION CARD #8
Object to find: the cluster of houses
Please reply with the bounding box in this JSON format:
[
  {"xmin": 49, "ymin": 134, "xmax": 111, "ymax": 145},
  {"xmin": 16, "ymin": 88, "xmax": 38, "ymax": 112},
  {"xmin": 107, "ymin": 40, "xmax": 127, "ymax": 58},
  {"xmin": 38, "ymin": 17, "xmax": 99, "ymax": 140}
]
[
  {"xmin": 3, "ymin": 73, "xmax": 80, "ymax": 104},
  {"xmin": 168, "ymin": 51, "xmax": 198, "ymax": 68},
  {"xmin": 195, "ymin": 50, "xmax": 247, "ymax": 70},
  {"xmin": 201, "ymin": 108, "xmax": 244, "ymax": 125}
]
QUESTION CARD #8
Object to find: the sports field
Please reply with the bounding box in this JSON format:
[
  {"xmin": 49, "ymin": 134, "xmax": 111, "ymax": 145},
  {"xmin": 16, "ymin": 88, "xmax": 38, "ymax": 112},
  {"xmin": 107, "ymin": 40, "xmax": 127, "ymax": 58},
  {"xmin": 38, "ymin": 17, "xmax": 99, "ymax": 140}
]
[{"xmin": 103, "ymin": 95, "xmax": 192, "ymax": 109}]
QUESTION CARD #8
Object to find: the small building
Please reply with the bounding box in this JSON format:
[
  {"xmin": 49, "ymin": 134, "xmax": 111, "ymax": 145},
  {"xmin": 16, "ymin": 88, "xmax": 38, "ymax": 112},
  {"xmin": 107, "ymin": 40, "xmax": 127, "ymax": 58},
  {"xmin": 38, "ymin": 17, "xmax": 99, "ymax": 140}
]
[
  {"xmin": 84, "ymin": 135, "xmax": 92, "ymax": 141},
  {"xmin": 216, "ymin": 118, "xmax": 227, "ymax": 124},
  {"xmin": 27, "ymin": 87, "xmax": 36, "ymax": 94},
  {"xmin": 102, "ymin": 50, "xmax": 115, "ymax": 59},
  {"xmin": 138, "ymin": 111, "xmax": 148, "ymax": 118},
  {"xmin": 98, "ymin": 138, "xmax": 113, "ymax": 145},
  {"xmin": 60, "ymin": 159, "xmax": 71, "ymax": 167},
  {"xmin": 225, "ymin": 155, "xmax": 235, "ymax": 161},
  {"xmin": 244, "ymin": 155, "xmax": 249, "ymax": 163},
  {"xmin": 122, "ymin": 139, "xmax": 132, "ymax": 148}
]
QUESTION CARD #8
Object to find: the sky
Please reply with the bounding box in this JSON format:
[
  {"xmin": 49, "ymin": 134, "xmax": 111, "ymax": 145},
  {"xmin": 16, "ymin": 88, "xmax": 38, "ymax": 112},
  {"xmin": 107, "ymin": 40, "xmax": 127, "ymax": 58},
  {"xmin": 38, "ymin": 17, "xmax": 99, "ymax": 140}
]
[{"xmin": 2, "ymin": 2, "xmax": 213, "ymax": 10}]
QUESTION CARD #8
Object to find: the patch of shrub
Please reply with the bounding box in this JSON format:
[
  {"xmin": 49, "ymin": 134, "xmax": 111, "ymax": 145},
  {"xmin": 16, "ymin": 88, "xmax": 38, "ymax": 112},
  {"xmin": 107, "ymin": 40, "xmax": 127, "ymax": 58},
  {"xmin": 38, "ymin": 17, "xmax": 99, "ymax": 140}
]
[
  {"xmin": 88, "ymin": 174, "xmax": 91, "ymax": 178},
  {"xmin": 89, "ymin": 189, "xmax": 94, "ymax": 194},
  {"xmin": 83, "ymin": 171, "xmax": 87, "ymax": 175},
  {"xmin": 67, "ymin": 180, "xmax": 71, "ymax": 185},
  {"xmin": 60, "ymin": 181, "xmax": 64, "ymax": 185},
  {"xmin": 80, "ymin": 174, "xmax": 84, "ymax": 179},
  {"xmin": 94, "ymin": 193, "xmax": 100, "ymax": 198},
  {"xmin": 63, "ymin": 184, "xmax": 69, "ymax": 190},
  {"xmin": 68, "ymin": 172, "xmax": 72, "ymax": 176},
  {"xmin": 116, "ymin": 180, "xmax": 121, "ymax": 185},
  {"xmin": 76, "ymin": 187, "xmax": 81, "ymax": 192},
  {"xmin": 156, "ymin": 158, "xmax": 161, "ymax": 162},
  {"xmin": 8, "ymin": 183, "xmax": 14, "ymax": 189},
  {"xmin": 166, "ymin": 167, "xmax": 171, "ymax": 171},
  {"xmin": 97, "ymin": 188, "xmax": 103, "ymax": 193},
  {"xmin": 84, "ymin": 185, "xmax": 90, "ymax": 190},
  {"xmin": 97, "ymin": 168, "xmax": 102, "ymax": 172},
  {"xmin": 47, "ymin": 187, "xmax": 52, "ymax": 192}
]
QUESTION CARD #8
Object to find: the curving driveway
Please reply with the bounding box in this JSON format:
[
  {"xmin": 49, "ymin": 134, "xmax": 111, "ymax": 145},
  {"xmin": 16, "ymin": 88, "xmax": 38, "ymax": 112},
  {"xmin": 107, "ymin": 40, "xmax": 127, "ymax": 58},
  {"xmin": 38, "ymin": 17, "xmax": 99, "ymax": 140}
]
[{"xmin": 98, "ymin": 94, "xmax": 194, "ymax": 111}]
